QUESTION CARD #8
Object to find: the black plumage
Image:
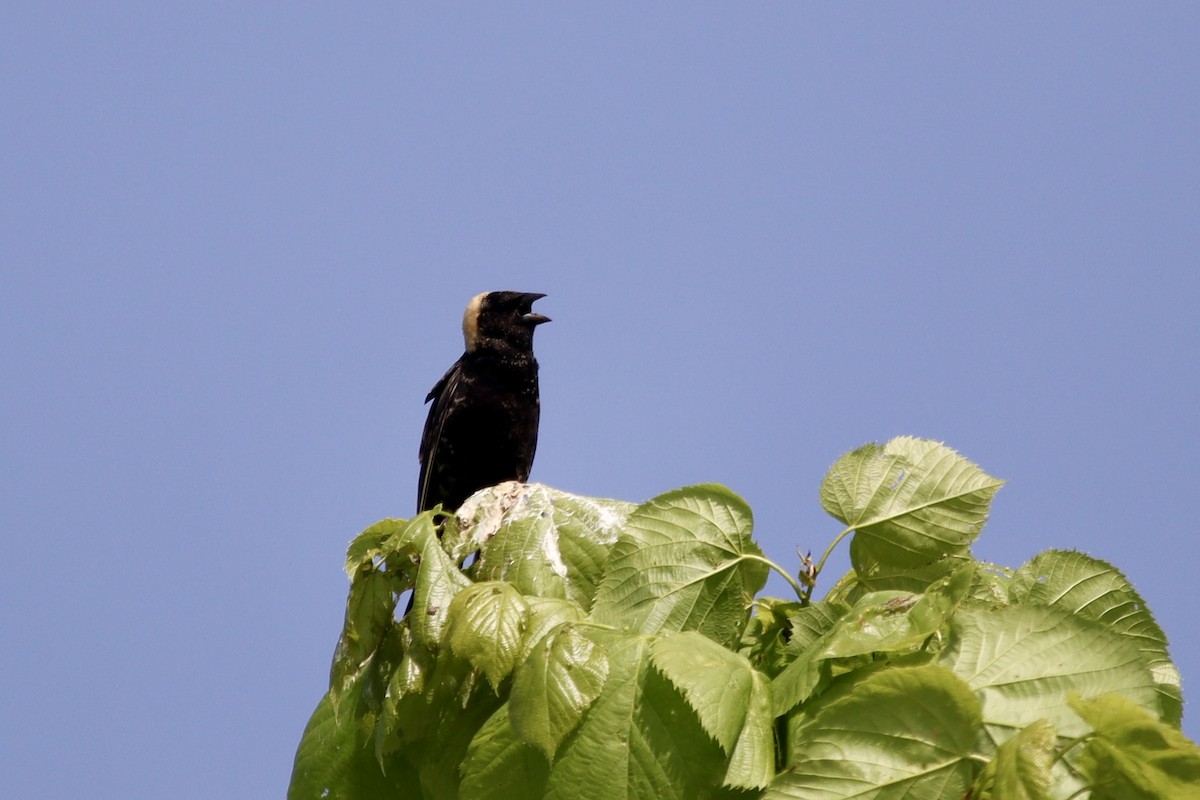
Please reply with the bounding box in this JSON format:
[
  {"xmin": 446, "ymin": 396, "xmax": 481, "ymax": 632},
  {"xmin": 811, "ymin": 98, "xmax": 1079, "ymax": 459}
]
[{"xmin": 417, "ymin": 291, "xmax": 550, "ymax": 513}]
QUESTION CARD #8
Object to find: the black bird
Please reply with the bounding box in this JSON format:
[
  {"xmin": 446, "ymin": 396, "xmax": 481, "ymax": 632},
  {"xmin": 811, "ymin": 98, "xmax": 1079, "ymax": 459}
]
[{"xmin": 417, "ymin": 291, "xmax": 550, "ymax": 513}]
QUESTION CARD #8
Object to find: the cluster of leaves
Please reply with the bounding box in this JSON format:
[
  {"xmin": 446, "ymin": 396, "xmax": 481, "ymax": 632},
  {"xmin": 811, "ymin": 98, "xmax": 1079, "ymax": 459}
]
[{"xmin": 289, "ymin": 437, "xmax": 1197, "ymax": 799}]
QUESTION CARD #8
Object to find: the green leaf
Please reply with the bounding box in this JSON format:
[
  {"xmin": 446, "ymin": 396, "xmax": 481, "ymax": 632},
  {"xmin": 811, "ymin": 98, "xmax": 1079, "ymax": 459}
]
[
  {"xmin": 1011, "ymin": 549, "xmax": 1183, "ymax": 726},
  {"xmin": 765, "ymin": 664, "xmax": 982, "ymax": 799},
  {"xmin": 649, "ymin": 632, "xmax": 775, "ymax": 789},
  {"xmin": 330, "ymin": 517, "xmax": 430, "ymax": 704},
  {"xmin": 819, "ymin": 589, "xmax": 943, "ymax": 659},
  {"xmin": 344, "ymin": 517, "xmax": 408, "ymax": 576},
  {"xmin": 970, "ymin": 720, "xmax": 1057, "ymax": 800},
  {"xmin": 330, "ymin": 567, "xmax": 401, "ymax": 704},
  {"xmin": 821, "ymin": 437, "xmax": 1004, "ymax": 584},
  {"xmin": 770, "ymin": 601, "xmax": 845, "ymax": 715},
  {"xmin": 938, "ymin": 605, "xmax": 1160, "ymax": 744},
  {"xmin": 542, "ymin": 631, "xmax": 727, "ymax": 800},
  {"xmin": 963, "ymin": 560, "xmax": 1014, "ymax": 605},
  {"xmin": 518, "ymin": 596, "xmax": 589, "ymax": 663},
  {"xmin": 297, "ymin": 463, "xmax": 1195, "ymax": 800},
  {"xmin": 408, "ymin": 515, "xmax": 474, "ymax": 647},
  {"xmin": 651, "ymin": 632, "xmax": 754, "ymax": 753},
  {"xmin": 848, "ymin": 543, "xmax": 973, "ymax": 593},
  {"xmin": 649, "ymin": 631, "xmax": 775, "ymax": 775},
  {"xmin": 458, "ymin": 484, "xmax": 635, "ymax": 611},
  {"xmin": 592, "ymin": 484, "xmax": 768, "ymax": 648},
  {"xmin": 769, "ymin": 569, "xmax": 968, "ymax": 717},
  {"xmin": 445, "ymin": 581, "xmax": 530, "ymax": 690},
  {"xmin": 737, "ymin": 597, "xmax": 801, "ymax": 677},
  {"xmin": 461, "ymin": 706, "xmax": 550, "ymax": 800},
  {"xmin": 822, "ymin": 562, "xmax": 971, "ymax": 659},
  {"xmin": 509, "ymin": 625, "xmax": 609, "ymax": 760},
  {"xmin": 289, "ymin": 669, "xmax": 415, "ymax": 800},
  {"xmin": 722, "ymin": 667, "xmax": 774, "ymax": 790},
  {"xmin": 785, "ymin": 600, "xmax": 849, "ymax": 653},
  {"xmin": 1070, "ymin": 693, "xmax": 1200, "ymax": 799}
]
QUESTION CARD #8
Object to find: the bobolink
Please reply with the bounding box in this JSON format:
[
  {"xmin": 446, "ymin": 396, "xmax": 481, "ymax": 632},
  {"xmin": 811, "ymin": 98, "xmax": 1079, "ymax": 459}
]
[{"xmin": 417, "ymin": 291, "xmax": 550, "ymax": 513}]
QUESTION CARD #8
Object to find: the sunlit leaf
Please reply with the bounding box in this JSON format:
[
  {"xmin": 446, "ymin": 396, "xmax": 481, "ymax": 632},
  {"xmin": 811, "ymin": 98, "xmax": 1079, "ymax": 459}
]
[
  {"xmin": 651, "ymin": 632, "xmax": 775, "ymax": 789},
  {"xmin": 938, "ymin": 605, "xmax": 1159, "ymax": 744},
  {"xmin": 330, "ymin": 516, "xmax": 431, "ymax": 705},
  {"xmin": 1011, "ymin": 549, "xmax": 1183, "ymax": 726},
  {"xmin": 970, "ymin": 719, "xmax": 1056, "ymax": 800},
  {"xmin": 651, "ymin": 631, "xmax": 757, "ymax": 753},
  {"xmin": 517, "ymin": 596, "xmax": 588, "ymax": 663},
  {"xmin": 849, "ymin": 544, "xmax": 973, "ymax": 593},
  {"xmin": 408, "ymin": 515, "xmax": 475, "ymax": 648},
  {"xmin": 1071, "ymin": 693, "xmax": 1200, "ymax": 799},
  {"xmin": 344, "ymin": 517, "xmax": 409, "ymax": 577},
  {"xmin": 592, "ymin": 484, "xmax": 768, "ymax": 648},
  {"xmin": 765, "ymin": 665, "xmax": 982, "ymax": 799},
  {"xmin": 821, "ymin": 437, "xmax": 1004, "ymax": 582},
  {"xmin": 770, "ymin": 569, "xmax": 969, "ymax": 718},
  {"xmin": 289, "ymin": 668, "xmax": 415, "ymax": 800},
  {"xmin": 293, "ymin": 467, "xmax": 1192, "ymax": 800},
  {"xmin": 820, "ymin": 590, "xmax": 940, "ymax": 659},
  {"xmin": 737, "ymin": 597, "xmax": 801, "ymax": 677},
  {"xmin": 458, "ymin": 483, "xmax": 635, "ymax": 611},
  {"xmin": 509, "ymin": 625, "xmax": 609, "ymax": 760},
  {"xmin": 543, "ymin": 631, "xmax": 727, "ymax": 800},
  {"xmin": 723, "ymin": 667, "xmax": 774, "ymax": 790},
  {"xmin": 770, "ymin": 601, "xmax": 844, "ymax": 715},
  {"xmin": 461, "ymin": 705, "xmax": 550, "ymax": 800},
  {"xmin": 445, "ymin": 581, "xmax": 530, "ymax": 690}
]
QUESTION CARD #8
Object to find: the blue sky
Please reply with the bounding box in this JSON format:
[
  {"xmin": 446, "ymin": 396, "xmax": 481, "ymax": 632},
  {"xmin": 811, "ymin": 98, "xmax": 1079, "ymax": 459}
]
[{"xmin": 3, "ymin": 4, "xmax": 1198, "ymax": 797}]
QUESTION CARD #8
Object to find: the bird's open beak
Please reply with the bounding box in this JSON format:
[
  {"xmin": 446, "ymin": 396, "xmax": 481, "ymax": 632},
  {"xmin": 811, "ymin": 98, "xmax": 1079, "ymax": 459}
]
[{"xmin": 521, "ymin": 293, "xmax": 550, "ymax": 326}]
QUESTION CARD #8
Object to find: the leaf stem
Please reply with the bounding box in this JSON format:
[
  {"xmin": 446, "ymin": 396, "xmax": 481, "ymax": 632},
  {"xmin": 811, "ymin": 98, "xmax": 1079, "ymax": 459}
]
[
  {"xmin": 572, "ymin": 620, "xmax": 619, "ymax": 633},
  {"xmin": 812, "ymin": 526, "xmax": 855, "ymax": 578},
  {"xmin": 744, "ymin": 554, "xmax": 806, "ymax": 600},
  {"xmin": 1054, "ymin": 734, "xmax": 1092, "ymax": 763}
]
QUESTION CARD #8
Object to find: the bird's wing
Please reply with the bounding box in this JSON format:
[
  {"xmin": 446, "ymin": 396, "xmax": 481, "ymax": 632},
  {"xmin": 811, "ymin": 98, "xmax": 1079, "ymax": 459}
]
[{"xmin": 417, "ymin": 360, "xmax": 463, "ymax": 511}]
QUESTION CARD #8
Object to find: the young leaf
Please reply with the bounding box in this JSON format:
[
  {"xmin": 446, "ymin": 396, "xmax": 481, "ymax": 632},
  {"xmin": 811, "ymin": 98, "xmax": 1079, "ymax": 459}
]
[
  {"xmin": 650, "ymin": 631, "xmax": 759, "ymax": 754},
  {"xmin": 542, "ymin": 631, "xmax": 727, "ymax": 800},
  {"xmin": 509, "ymin": 625, "xmax": 609, "ymax": 761},
  {"xmin": 289, "ymin": 667, "xmax": 415, "ymax": 800},
  {"xmin": 445, "ymin": 581, "xmax": 530, "ymax": 691},
  {"xmin": 769, "ymin": 570, "xmax": 968, "ymax": 719},
  {"xmin": 770, "ymin": 601, "xmax": 845, "ymax": 715},
  {"xmin": 1011, "ymin": 549, "xmax": 1183, "ymax": 726},
  {"xmin": 821, "ymin": 437, "xmax": 1004, "ymax": 575},
  {"xmin": 970, "ymin": 719, "xmax": 1057, "ymax": 800},
  {"xmin": 848, "ymin": 544, "xmax": 972, "ymax": 594},
  {"xmin": 518, "ymin": 596, "xmax": 589, "ymax": 663},
  {"xmin": 819, "ymin": 590, "xmax": 944, "ymax": 659},
  {"xmin": 458, "ymin": 483, "xmax": 635, "ymax": 611},
  {"xmin": 738, "ymin": 597, "xmax": 801, "ymax": 677},
  {"xmin": 461, "ymin": 705, "xmax": 551, "ymax": 800},
  {"xmin": 765, "ymin": 665, "xmax": 983, "ymax": 799},
  {"xmin": 344, "ymin": 517, "xmax": 410, "ymax": 577},
  {"xmin": 408, "ymin": 517, "xmax": 474, "ymax": 647},
  {"xmin": 330, "ymin": 516, "xmax": 431, "ymax": 705},
  {"xmin": 938, "ymin": 605, "xmax": 1160, "ymax": 744},
  {"xmin": 591, "ymin": 484, "xmax": 768, "ymax": 648},
  {"xmin": 1070, "ymin": 693, "xmax": 1200, "ymax": 799},
  {"xmin": 818, "ymin": 562, "xmax": 971, "ymax": 660},
  {"xmin": 649, "ymin": 632, "xmax": 776, "ymax": 789},
  {"xmin": 330, "ymin": 568, "xmax": 402, "ymax": 705},
  {"xmin": 722, "ymin": 667, "xmax": 774, "ymax": 790}
]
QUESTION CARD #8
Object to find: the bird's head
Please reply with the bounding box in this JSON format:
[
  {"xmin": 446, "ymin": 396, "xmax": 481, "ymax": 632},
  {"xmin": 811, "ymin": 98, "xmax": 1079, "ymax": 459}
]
[{"xmin": 462, "ymin": 291, "xmax": 551, "ymax": 353}]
